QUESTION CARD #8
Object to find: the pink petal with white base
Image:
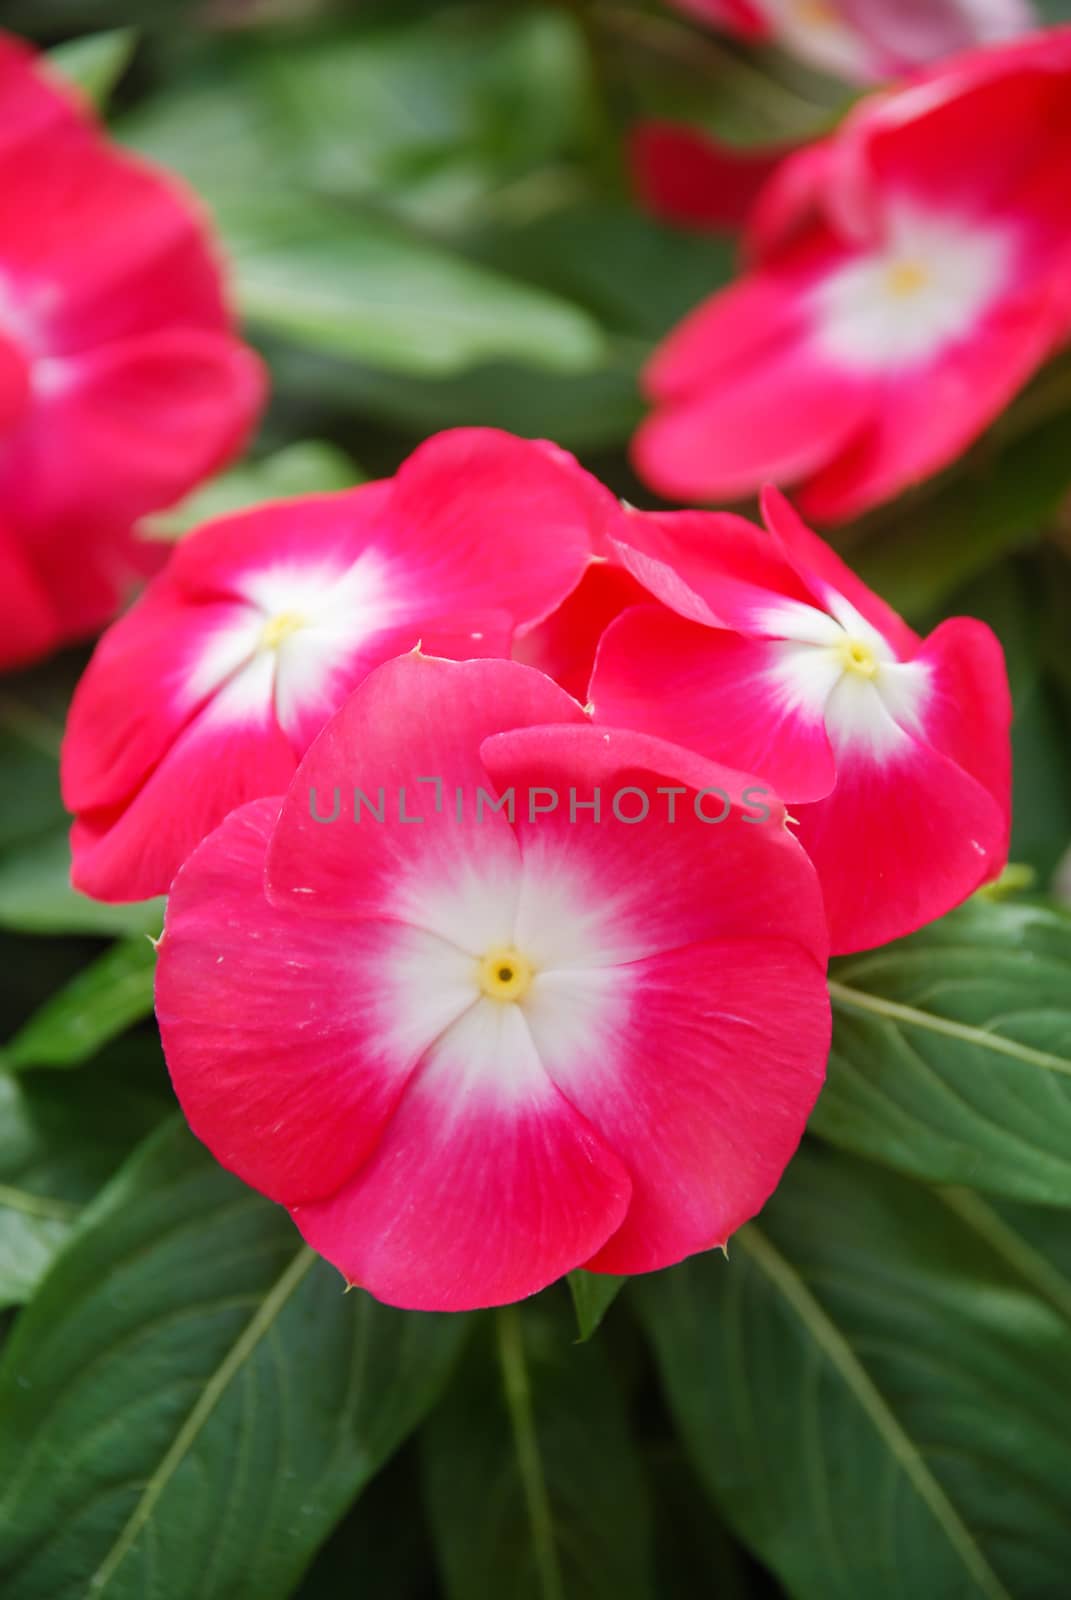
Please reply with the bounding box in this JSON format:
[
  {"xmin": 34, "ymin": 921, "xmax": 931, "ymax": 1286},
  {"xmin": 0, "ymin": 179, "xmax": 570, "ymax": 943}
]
[
  {"xmin": 794, "ymin": 724, "xmax": 1008, "ymax": 954},
  {"xmin": 536, "ymin": 939, "xmax": 829, "ymax": 1273},
  {"xmin": 590, "ymin": 606, "xmax": 838, "ymax": 803},
  {"xmin": 71, "ymin": 668, "xmax": 296, "ymax": 903},
  {"xmin": 266, "ymin": 654, "xmax": 585, "ymax": 928},
  {"xmin": 157, "ymin": 799, "xmax": 477, "ymax": 1207},
  {"xmin": 290, "ymin": 1002, "xmax": 632, "ymax": 1312},
  {"xmin": 480, "ymin": 722, "xmax": 829, "ymax": 960}
]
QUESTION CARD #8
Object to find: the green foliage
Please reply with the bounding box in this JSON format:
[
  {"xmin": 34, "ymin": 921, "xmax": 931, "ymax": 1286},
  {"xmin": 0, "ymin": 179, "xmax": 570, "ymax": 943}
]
[
  {"xmin": 0, "ymin": 1121, "xmax": 469, "ymax": 1599},
  {"xmin": 814, "ymin": 898, "xmax": 1071, "ymax": 1200},
  {"xmin": 637, "ymin": 1142, "xmax": 1071, "ymax": 1600},
  {"xmin": 422, "ymin": 1296, "xmax": 656, "ymax": 1599}
]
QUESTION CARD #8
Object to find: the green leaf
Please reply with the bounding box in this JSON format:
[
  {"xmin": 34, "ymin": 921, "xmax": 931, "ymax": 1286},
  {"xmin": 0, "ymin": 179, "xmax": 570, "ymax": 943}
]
[
  {"xmin": 850, "ymin": 411, "xmax": 1071, "ymax": 621},
  {"xmin": 567, "ymin": 1271, "xmax": 625, "ymax": 1341},
  {"xmin": 0, "ymin": 1060, "xmax": 168, "ymax": 1307},
  {"xmin": 422, "ymin": 1295, "xmax": 656, "ymax": 1600},
  {"xmin": 811, "ymin": 898, "xmax": 1071, "ymax": 1202},
  {"xmin": 143, "ymin": 441, "xmax": 365, "ymax": 542},
  {"xmin": 0, "ymin": 1120, "xmax": 469, "ymax": 1600},
  {"xmin": 47, "ymin": 29, "xmax": 136, "ymax": 110},
  {"xmin": 219, "ymin": 192, "xmax": 606, "ymax": 376},
  {"xmin": 119, "ymin": 12, "xmax": 594, "ymax": 234},
  {"xmin": 637, "ymin": 1143, "xmax": 1071, "ymax": 1600},
  {"xmin": 0, "ymin": 684, "xmax": 67, "ymax": 855},
  {"xmin": 4, "ymin": 937, "xmax": 156, "ymax": 1070},
  {"xmin": 0, "ymin": 830, "xmax": 164, "ymax": 938}
]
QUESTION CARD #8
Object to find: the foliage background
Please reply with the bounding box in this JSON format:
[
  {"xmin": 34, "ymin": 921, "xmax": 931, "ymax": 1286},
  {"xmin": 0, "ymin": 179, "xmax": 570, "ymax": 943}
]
[{"xmin": 1, "ymin": 2, "xmax": 1070, "ymax": 1596}]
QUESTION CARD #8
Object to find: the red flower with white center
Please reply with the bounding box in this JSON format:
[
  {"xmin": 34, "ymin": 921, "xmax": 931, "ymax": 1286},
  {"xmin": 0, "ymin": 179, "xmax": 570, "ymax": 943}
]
[
  {"xmin": 590, "ymin": 488, "xmax": 1011, "ymax": 953},
  {"xmin": 62, "ymin": 429, "xmax": 618, "ymax": 902},
  {"xmin": 670, "ymin": 0, "xmax": 1032, "ymax": 83},
  {"xmin": 155, "ymin": 653, "xmax": 830, "ymax": 1312},
  {"xmin": 635, "ymin": 28, "xmax": 1071, "ymax": 520},
  {"xmin": 0, "ymin": 32, "xmax": 264, "ymax": 671}
]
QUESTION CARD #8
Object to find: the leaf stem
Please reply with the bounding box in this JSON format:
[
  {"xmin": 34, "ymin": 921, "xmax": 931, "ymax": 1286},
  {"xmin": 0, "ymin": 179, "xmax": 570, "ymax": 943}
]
[
  {"xmin": 495, "ymin": 1304, "xmax": 564, "ymax": 1600},
  {"xmin": 828, "ymin": 979, "xmax": 1071, "ymax": 1078}
]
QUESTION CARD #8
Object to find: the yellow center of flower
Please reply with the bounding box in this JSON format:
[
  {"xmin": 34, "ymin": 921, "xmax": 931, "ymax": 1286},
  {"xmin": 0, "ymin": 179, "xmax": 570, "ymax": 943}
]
[
  {"xmin": 260, "ymin": 610, "xmax": 306, "ymax": 650},
  {"xmin": 836, "ymin": 636, "xmax": 879, "ymax": 678},
  {"xmin": 477, "ymin": 947, "xmax": 534, "ymax": 1003},
  {"xmin": 885, "ymin": 260, "xmax": 930, "ymax": 298}
]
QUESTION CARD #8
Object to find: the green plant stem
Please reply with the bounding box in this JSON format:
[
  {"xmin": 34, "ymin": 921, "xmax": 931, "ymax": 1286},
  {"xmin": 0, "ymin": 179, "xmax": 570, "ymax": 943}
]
[{"xmin": 495, "ymin": 1304, "xmax": 564, "ymax": 1600}]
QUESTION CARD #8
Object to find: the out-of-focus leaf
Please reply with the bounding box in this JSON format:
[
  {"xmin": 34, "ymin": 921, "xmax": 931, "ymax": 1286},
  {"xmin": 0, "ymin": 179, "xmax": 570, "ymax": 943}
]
[
  {"xmin": 595, "ymin": 6, "xmax": 845, "ymax": 147},
  {"xmin": 120, "ymin": 11, "xmax": 594, "ymax": 231},
  {"xmin": 422, "ymin": 1295, "xmax": 656, "ymax": 1599},
  {"xmin": 0, "ymin": 1120, "xmax": 469, "ymax": 1600},
  {"xmin": 637, "ymin": 1142, "xmax": 1071, "ymax": 1600},
  {"xmin": 0, "ymin": 681, "xmax": 68, "ymax": 855},
  {"xmin": 4, "ymin": 937, "xmax": 156, "ymax": 1070},
  {"xmin": 811, "ymin": 897, "xmax": 1071, "ymax": 1201},
  {"xmin": 568, "ymin": 1271, "xmax": 625, "ymax": 1341},
  {"xmin": 948, "ymin": 561, "xmax": 1071, "ymax": 881},
  {"xmin": 850, "ymin": 411, "xmax": 1071, "ymax": 621},
  {"xmin": 47, "ymin": 28, "xmax": 136, "ymax": 109},
  {"xmin": 143, "ymin": 441, "xmax": 364, "ymax": 541},
  {"xmin": 219, "ymin": 192, "xmax": 606, "ymax": 376},
  {"xmin": 0, "ymin": 1060, "xmax": 167, "ymax": 1308},
  {"xmin": 0, "ymin": 830, "xmax": 164, "ymax": 938},
  {"xmin": 267, "ymin": 340, "xmax": 645, "ymax": 451},
  {"xmin": 475, "ymin": 205, "xmax": 734, "ymax": 341}
]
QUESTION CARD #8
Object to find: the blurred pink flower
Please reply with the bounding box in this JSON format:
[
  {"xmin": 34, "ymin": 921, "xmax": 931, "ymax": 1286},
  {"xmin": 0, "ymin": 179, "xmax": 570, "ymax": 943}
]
[
  {"xmin": 671, "ymin": 0, "xmax": 1033, "ymax": 82},
  {"xmin": 0, "ymin": 33, "xmax": 264, "ymax": 671},
  {"xmin": 635, "ymin": 29, "xmax": 1071, "ymax": 519}
]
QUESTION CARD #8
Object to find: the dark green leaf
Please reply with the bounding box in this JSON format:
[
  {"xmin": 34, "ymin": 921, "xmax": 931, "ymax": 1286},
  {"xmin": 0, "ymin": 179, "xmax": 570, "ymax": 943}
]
[
  {"xmin": 0, "ymin": 1061, "xmax": 168, "ymax": 1307},
  {"xmin": 4, "ymin": 937, "xmax": 156, "ymax": 1070},
  {"xmin": 567, "ymin": 1271, "xmax": 625, "ymax": 1341},
  {"xmin": 0, "ymin": 1120, "xmax": 469, "ymax": 1599},
  {"xmin": 812, "ymin": 898, "xmax": 1071, "ymax": 1201},
  {"xmin": 637, "ymin": 1143, "xmax": 1071, "ymax": 1600},
  {"xmin": 422, "ymin": 1294, "xmax": 656, "ymax": 1599}
]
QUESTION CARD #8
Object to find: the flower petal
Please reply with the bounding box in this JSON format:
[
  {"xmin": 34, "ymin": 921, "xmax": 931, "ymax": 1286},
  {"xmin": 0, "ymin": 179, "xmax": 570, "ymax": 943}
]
[
  {"xmin": 157, "ymin": 798, "xmax": 475, "ymax": 1209},
  {"xmin": 289, "ymin": 1000, "xmax": 632, "ymax": 1311},
  {"xmin": 590, "ymin": 605, "xmax": 838, "ymax": 803},
  {"xmin": 527, "ymin": 938, "xmax": 829, "ymax": 1273},
  {"xmin": 265, "ymin": 655, "xmax": 586, "ymax": 932}
]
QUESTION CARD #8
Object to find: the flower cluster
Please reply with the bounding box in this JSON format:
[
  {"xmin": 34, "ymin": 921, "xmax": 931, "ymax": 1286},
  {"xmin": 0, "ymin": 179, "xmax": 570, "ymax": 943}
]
[
  {"xmin": 48, "ymin": 21, "xmax": 1046, "ymax": 1313},
  {"xmin": 64, "ymin": 428, "xmax": 1009, "ymax": 1308}
]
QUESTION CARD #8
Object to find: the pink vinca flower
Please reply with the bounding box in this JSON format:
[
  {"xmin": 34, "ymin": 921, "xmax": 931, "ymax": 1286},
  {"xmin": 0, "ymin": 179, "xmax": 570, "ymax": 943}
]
[
  {"xmin": 671, "ymin": 0, "xmax": 1032, "ymax": 83},
  {"xmin": 590, "ymin": 488, "xmax": 1012, "ymax": 953},
  {"xmin": 155, "ymin": 653, "xmax": 831, "ymax": 1311},
  {"xmin": 62, "ymin": 429, "xmax": 617, "ymax": 902},
  {"xmin": 0, "ymin": 33, "xmax": 264, "ymax": 670},
  {"xmin": 635, "ymin": 28, "xmax": 1071, "ymax": 520}
]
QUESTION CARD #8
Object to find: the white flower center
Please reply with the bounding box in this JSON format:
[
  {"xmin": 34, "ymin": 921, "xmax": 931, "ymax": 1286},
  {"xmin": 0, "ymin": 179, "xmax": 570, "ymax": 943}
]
[
  {"xmin": 761, "ymin": 591, "xmax": 929, "ymax": 759},
  {"xmin": 811, "ymin": 203, "xmax": 1014, "ymax": 372},
  {"xmin": 187, "ymin": 553, "xmax": 397, "ymax": 734}
]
